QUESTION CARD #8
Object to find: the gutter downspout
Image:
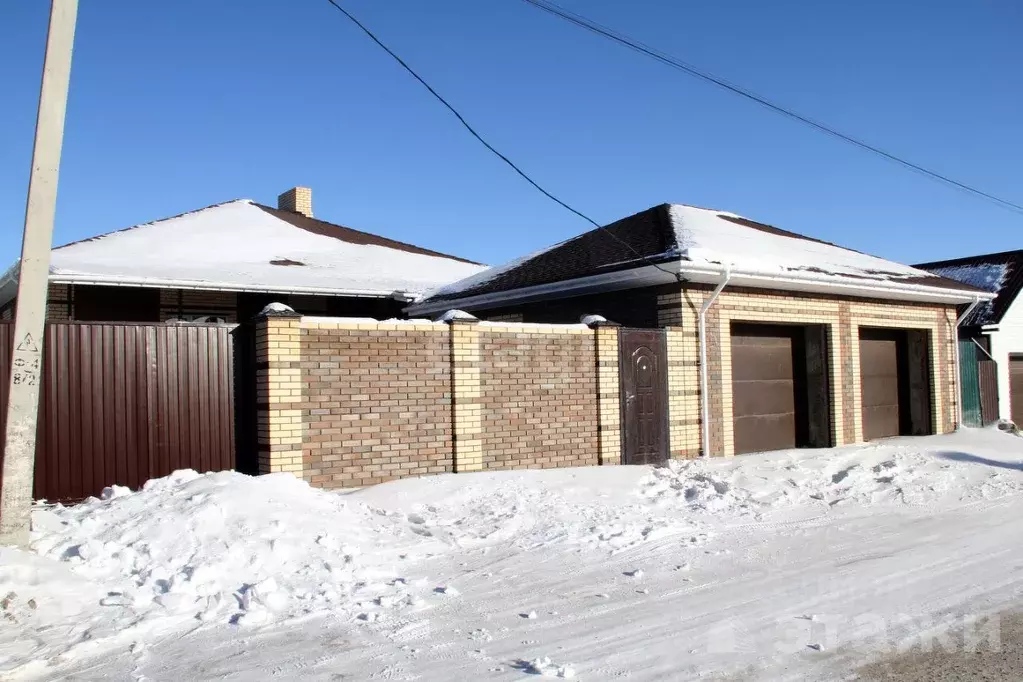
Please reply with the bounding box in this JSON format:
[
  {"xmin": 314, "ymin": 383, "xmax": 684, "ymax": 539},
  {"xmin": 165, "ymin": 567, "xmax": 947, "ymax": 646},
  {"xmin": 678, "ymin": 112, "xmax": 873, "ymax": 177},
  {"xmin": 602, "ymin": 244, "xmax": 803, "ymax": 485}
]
[
  {"xmin": 699, "ymin": 265, "xmax": 731, "ymax": 457},
  {"xmin": 953, "ymin": 296, "xmax": 983, "ymax": 428}
]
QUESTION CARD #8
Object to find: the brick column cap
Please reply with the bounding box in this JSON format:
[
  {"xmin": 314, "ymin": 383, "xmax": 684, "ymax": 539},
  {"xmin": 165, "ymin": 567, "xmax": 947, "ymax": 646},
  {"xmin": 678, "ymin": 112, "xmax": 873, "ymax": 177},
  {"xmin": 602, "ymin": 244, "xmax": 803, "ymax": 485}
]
[
  {"xmin": 585, "ymin": 315, "xmax": 620, "ymax": 329},
  {"xmin": 438, "ymin": 309, "xmax": 479, "ymax": 324},
  {"xmin": 255, "ymin": 302, "xmax": 301, "ymax": 320}
]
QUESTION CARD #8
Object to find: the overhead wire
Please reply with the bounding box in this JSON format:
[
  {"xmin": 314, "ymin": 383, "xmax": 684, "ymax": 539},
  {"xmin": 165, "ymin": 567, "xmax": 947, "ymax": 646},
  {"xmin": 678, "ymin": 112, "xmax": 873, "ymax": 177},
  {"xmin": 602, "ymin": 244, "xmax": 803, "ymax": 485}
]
[
  {"xmin": 519, "ymin": 0, "xmax": 1023, "ymax": 216},
  {"xmin": 323, "ymin": 0, "xmax": 683, "ymax": 281}
]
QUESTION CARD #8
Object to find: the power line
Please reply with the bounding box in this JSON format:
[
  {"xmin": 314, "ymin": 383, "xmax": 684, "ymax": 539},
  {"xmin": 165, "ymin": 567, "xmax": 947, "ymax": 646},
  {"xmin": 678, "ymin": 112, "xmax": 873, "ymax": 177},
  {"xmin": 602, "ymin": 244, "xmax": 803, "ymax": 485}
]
[
  {"xmin": 519, "ymin": 0, "xmax": 1023, "ymax": 217},
  {"xmin": 323, "ymin": 0, "xmax": 682, "ymax": 281}
]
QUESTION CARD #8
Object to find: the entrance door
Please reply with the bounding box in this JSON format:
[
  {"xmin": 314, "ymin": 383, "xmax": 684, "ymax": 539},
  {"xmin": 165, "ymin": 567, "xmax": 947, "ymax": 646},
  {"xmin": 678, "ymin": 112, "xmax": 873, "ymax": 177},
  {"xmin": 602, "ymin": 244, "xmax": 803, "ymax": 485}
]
[
  {"xmin": 619, "ymin": 329, "xmax": 668, "ymax": 465},
  {"xmin": 1011, "ymin": 355, "xmax": 1023, "ymax": 427}
]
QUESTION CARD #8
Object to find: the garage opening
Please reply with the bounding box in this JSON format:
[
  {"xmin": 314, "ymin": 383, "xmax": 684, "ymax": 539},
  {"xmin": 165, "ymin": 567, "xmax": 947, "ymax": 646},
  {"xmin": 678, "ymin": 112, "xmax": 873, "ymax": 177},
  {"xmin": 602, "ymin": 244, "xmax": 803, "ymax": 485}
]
[
  {"xmin": 858, "ymin": 328, "xmax": 933, "ymax": 440},
  {"xmin": 730, "ymin": 323, "xmax": 832, "ymax": 455}
]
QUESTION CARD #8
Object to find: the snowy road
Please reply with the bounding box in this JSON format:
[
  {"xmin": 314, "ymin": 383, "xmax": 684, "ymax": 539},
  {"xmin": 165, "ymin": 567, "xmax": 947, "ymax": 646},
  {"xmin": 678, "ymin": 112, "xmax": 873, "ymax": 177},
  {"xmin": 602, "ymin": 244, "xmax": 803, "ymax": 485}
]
[{"xmin": 2, "ymin": 428, "xmax": 1021, "ymax": 680}]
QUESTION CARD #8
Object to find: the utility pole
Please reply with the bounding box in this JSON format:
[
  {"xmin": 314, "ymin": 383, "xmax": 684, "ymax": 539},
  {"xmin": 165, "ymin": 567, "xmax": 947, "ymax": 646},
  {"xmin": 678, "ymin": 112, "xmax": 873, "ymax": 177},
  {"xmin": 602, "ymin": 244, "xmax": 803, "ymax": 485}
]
[{"xmin": 0, "ymin": 0, "xmax": 79, "ymax": 547}]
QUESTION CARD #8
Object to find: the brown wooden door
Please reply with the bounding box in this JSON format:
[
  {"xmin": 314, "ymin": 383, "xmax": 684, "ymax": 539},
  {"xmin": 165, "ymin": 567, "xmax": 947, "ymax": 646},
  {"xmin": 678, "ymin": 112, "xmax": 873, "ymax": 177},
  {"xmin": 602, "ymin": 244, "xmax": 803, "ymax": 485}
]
[
  {"xmin": 978, "ymin": 359, "xmax": 1000, "ymax": 425},
  {"xmin": 859, "ymin": 329, "xmax": 901, "ymax": 440},
  {"xmin": 731, "ymin": 324, "xmax": 797, "ymax": 454},
  {"xmin": 1011, "ymin": 355, "xmax": 1023, "ymax": 427},
  {"xmin": 619, "ymin": 329, "xmax": 668, "ymax": 465}
]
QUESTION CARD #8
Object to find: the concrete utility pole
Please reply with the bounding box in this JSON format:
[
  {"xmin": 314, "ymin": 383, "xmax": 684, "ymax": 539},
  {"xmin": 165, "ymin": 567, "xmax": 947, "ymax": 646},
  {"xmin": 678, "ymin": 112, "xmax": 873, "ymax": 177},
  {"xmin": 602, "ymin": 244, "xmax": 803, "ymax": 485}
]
[{"xmin": 0, "ymin": 0, "xmax": 79, "ymax": 547}]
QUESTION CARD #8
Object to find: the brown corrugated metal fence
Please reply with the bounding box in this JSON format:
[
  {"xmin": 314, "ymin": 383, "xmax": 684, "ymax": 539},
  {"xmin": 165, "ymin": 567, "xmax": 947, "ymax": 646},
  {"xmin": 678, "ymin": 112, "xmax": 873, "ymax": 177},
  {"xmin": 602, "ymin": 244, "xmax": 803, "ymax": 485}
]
[{"xmin": 0, "ymin": 322, "xmax": 237, "ymax": 502}]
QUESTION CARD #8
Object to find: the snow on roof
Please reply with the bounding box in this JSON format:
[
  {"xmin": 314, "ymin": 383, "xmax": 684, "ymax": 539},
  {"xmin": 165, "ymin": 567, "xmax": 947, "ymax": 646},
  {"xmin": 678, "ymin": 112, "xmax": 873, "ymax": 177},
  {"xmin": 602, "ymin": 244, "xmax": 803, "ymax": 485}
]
[
  {"xmin": 923, "ymin": 262, "xmax": 1009, "ymax": 294},
  {"xmin": 419, "ymin": 202, "xmax": 981, "ymax": 310},
  {"xmin": 668, "ymin": 204, "xmax": 929, "ymax": 282},
  {"xmin": 915, "ymin": 251, "xmax": 1023, "ymax": 326},
  {"xmin": 32, "ymin": 200, "xmax": 486, "ymax": 300}
]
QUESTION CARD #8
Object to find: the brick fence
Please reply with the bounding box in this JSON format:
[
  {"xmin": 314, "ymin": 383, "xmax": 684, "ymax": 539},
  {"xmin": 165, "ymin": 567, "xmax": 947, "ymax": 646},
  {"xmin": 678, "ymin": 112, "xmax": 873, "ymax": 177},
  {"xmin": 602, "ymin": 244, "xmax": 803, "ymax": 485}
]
[
  {"xmin": 255, "ymin": 289, "xmax": 960, "ymax": 488},
  {"xmin": 256, "ymin": 314, "xmax": 611, "ymax": 489}
]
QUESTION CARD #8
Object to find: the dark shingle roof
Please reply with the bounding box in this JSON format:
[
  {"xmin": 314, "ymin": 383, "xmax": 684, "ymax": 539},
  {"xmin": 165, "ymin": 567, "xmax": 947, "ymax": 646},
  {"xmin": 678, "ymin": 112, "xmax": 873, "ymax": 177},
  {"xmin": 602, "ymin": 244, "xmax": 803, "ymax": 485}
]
[
  {"xmin": 423, "ymin": 203, "xmax": 985, "ymax": 306},
  {"xmin": 424, "ymin": 205, "xmax": 676, "ymax": 303},
  {"xmin": 915, "ymin": 250, "xmax": 1023, "ymax": 326},
  {"xmin": 253, "ymin": 204, "xmax": 481, "ymax": 265}
]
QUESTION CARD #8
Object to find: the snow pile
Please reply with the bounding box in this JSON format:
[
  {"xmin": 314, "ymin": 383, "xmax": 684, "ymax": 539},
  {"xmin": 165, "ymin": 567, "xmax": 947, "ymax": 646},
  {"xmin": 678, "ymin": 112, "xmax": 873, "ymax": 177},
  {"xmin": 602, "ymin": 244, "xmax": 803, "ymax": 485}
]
[
  {"xmin": 4, "ymin": 429, "xmax": 1023, "ymax": 680},
  {"xmin": 641, "ymin": 463, "xmax": 757, "ymax": 514},
  {"xmin": 1, "ymin": 470, "xmax": 464, "ymax": 676},
  {"xmin": 259, "ymin": 302, "xmax": 296, "ymax": 316},
  {"xmin": 435, "ymin": 309, "xmax": 478, "ymax": 322},
  {"xmin": 640, "ymin": 433, "xmax": 1023, "ymax": 516},
  {"xmin": 27, "ymin": 471, "xmax": 379, "ymax": 627}
]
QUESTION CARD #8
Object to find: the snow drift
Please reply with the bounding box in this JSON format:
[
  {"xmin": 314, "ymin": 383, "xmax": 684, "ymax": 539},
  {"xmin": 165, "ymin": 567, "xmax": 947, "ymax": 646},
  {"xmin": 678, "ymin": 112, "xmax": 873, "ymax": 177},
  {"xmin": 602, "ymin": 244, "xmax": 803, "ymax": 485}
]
[{"xmin": 3, "ymin": 428, "xmax": 1023, "ymax": 680}]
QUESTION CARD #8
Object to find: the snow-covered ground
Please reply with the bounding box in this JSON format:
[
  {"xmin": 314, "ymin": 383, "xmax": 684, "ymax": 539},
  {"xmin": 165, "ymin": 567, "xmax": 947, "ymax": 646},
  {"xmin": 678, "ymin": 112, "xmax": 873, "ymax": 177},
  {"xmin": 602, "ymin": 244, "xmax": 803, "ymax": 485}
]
[{"xmin": 2, "ymin": 428, "xmax": 1022, "ymax": 681}]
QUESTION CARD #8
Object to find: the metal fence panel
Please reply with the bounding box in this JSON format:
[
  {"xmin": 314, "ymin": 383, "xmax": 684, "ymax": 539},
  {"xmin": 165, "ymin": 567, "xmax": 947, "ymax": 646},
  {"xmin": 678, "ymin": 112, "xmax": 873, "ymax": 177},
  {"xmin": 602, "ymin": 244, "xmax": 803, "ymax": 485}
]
[
  {"xmin": 958, "ymin": 340, "xmax": 982, "ymax": 428},
  {"xmin": 0, "ymin": 321, "xmax": 237, "ymax": 503}
]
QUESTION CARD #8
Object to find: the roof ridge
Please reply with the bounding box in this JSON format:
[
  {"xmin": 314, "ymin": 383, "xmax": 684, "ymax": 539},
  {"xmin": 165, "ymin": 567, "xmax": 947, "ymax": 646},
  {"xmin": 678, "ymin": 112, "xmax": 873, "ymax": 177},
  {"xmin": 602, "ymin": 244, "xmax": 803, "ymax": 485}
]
[
  {"xmin": 667, "ymin": 203, "xmax": 901, "ymax": 265},
  {"xmin": 53, "ymin": 198, "xmax": 250, "ymax": 251},
  {"xmin": 251, "ymin": 203, "xmax": 482, "ymax": 265},
  {"xmin": 914, "ymin": 248, "xmax": 1023, "ymax": 269}
]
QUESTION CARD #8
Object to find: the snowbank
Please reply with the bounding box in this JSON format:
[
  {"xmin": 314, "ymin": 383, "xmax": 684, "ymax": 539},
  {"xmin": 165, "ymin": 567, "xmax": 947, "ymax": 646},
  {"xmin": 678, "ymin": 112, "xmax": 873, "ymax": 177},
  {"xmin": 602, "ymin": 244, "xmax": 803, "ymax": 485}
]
[
  {"xmin": 4, "ymin": 429, "xmax": 1023, "ymax": 680},
  {"xmin": 640, "ymin": 432, "xmax": 1023, "ymax": 516}
]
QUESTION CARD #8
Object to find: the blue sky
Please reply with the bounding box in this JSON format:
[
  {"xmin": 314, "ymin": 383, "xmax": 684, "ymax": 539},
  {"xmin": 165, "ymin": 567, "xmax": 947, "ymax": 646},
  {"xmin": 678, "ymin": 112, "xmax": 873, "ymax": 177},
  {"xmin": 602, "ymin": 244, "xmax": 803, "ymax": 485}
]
[{"xmin": 1, "ymin": 0, "xmax": 1020, "ymax": 270}]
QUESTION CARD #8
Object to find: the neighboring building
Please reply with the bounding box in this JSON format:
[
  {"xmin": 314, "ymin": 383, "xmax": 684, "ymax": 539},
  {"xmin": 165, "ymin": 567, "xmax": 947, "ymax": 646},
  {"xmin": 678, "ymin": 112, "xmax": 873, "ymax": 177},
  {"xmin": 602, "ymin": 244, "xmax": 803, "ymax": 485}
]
[
  {"xmin": 0, "ymin": 187, "xmax": 485, "ymax": 323},
  {"xmin": 916, "ymin": 250, "xmax": 1023, "ymax": 426},
  {"xmin": 409, "ymin": 203, "xmax": 991, "ymax": 457}
]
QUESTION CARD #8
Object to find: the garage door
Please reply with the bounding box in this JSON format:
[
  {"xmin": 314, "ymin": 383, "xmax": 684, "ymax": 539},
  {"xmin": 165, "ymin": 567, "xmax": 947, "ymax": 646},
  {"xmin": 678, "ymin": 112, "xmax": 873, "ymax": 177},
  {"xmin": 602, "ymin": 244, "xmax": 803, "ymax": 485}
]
[
  {"xmin": 731, "ymin": 325, "xmax": 796, "ymax": 455},
  {"xmin": 859, "ymin": 330, "xmax": 900, "ymax": 440},
  {"xmin": 1012, "ymin": 355, "xmax": 1023, "ymax": 427}
]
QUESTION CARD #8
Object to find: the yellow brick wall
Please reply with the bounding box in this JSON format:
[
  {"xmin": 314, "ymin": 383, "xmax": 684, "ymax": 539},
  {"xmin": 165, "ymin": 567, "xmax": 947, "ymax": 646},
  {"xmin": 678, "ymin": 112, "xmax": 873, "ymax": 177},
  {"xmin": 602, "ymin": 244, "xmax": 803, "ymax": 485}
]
[
  {"xmin": 452, "ymin": 321, "xmax": 483, "ymax": 472},
  {"xmin": 255, "ymin": 314, "xmax": 304, "ymax": 474},
  {"xmin": 256, "ymin": 317, "xmax": 610, "ymax": 486},
  {"xmin": 595, "ymin": 326, "xmax": 622, "ymax": 465}
]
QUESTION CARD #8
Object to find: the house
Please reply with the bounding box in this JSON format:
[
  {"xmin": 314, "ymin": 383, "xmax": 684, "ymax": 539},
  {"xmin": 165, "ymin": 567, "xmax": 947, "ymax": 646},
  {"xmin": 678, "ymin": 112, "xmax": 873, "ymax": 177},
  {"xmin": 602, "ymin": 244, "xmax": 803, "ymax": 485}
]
[
  {"xmin": 0, "ymin": 187, "xmax": 485, "ymax": 324},
  {"xmin": 915, "ymin": 250, "xmax": 1023, "ymax": 426},
  {"xmin": 408, "ymin": 203, "xmax": 991, "ymax": 457}
]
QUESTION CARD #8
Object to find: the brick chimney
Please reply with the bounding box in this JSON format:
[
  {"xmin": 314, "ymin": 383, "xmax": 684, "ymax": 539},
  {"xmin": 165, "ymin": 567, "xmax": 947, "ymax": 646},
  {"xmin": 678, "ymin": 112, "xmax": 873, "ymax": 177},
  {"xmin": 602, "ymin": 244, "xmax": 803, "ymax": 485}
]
[{"xmin": 277, "ymin": 187, "xmax": 313, "ymax": 218}]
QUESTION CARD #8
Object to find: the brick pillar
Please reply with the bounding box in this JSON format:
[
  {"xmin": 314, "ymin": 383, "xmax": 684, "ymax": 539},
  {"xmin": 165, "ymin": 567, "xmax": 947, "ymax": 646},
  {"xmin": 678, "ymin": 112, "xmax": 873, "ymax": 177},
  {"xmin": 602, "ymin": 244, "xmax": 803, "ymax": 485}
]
[
  {"xmin": 449, "ymin": 319, "xmax": 482, "ymax": 472},
  {"xmin": 665, "ymin": 326, "xmax": 699, "ymax": 459},
  {"xmin": 593, "ymin": 322, "xmax": 621, "ymax": 466},
  {"xmin": 255, "ymin": 308, "xmax": 304, "ymax": 475}
]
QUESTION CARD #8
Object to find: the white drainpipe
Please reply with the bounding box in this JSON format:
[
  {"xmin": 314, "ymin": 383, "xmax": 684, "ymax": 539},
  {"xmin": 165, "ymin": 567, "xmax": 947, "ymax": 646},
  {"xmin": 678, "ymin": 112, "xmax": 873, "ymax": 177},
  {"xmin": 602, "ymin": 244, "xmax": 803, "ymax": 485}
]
[
  {"xmin": 953, "ymin": 295, "xmax": 983, "ymax": 428},
  {"xmin": 699, "ymin": 265, "xmax": 731, "ymax": 457}
]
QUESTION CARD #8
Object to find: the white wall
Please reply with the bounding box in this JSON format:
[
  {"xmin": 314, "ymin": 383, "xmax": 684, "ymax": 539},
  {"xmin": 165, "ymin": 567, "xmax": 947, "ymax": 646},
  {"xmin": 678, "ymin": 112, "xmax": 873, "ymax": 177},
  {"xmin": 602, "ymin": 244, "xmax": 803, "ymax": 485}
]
[{"xmin": 988, "ymin": 296, "xmax": 1023, "ymax": 421}]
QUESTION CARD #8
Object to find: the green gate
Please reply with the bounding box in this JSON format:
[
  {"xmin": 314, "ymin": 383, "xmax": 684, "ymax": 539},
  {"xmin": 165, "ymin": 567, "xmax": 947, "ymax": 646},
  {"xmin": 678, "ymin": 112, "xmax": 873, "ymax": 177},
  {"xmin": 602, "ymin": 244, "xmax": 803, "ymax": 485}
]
[{"xmin": 959, "ymin": 340, "xmax": 982, "ymax": 427}]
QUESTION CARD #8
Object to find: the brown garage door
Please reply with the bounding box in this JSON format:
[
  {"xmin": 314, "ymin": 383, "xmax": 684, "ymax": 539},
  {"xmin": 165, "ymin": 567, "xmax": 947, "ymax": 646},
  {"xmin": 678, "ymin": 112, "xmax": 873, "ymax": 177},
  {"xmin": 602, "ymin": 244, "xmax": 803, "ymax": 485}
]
[
  {"xmin": 1012, "ymin": 355, "xmax": 1023, "ymax": 426},
  {"xmin": 859, "ymin": 329, "xmax": 901, "ymax": 440},
  {"xmin": 731, "ymin": 324, "xmax": 797, "ymax": 454}
]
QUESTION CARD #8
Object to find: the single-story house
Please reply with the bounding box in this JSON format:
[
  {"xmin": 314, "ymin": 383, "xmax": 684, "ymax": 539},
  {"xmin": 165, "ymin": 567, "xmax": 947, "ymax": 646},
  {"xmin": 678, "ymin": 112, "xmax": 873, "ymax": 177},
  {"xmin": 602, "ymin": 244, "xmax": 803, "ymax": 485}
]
[
  {"xmin": 408, "ymin": 203, "xmax": 992, "ymax": 457},
  {"xmin": 915, "ymin": 250, "xmax": 1023, "ymax": 426},
  {"xmin": 0, "ymin": 187, "xmax": 485, "ymax": 323}
]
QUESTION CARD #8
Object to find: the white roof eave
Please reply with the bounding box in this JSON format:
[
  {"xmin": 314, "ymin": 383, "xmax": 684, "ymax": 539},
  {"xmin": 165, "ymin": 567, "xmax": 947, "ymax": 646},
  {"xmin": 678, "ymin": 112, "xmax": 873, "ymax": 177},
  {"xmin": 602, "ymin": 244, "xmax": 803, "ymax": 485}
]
[{"xmin": 406, "ymin": 261, "xmax": 993, "ymax": 316}]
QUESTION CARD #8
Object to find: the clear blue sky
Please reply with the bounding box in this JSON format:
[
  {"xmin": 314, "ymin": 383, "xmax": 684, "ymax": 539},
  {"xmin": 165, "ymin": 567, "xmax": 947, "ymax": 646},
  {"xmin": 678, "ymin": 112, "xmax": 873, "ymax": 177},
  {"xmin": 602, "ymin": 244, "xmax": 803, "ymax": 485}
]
[{"xmin": 1, "ymin": 0, "xmax": 1020, "ymax": 271}]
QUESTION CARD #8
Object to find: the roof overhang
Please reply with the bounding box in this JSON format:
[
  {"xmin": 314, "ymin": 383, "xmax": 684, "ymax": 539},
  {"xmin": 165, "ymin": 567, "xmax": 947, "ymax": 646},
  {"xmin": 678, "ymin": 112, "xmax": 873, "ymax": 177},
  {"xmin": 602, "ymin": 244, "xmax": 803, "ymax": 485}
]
[
  {"xmin": 406, "ymin": 261, "xmax": 994, "ymax": 316},
  {"xmin": 0, "ymin": 268, "xmax": 420, "ymax": 307}
]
